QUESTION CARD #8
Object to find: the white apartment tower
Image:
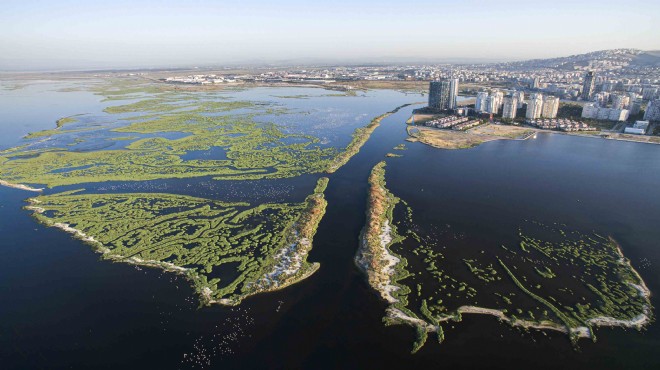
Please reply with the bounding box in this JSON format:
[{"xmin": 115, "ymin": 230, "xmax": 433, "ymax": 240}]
[
  {"xmin": 486, "ymin": 90, "xmax": 503, "ymax": 114},
  {"xmin": 541, "ymin": 96, "xmax": 559, "ymax": 118},
  {"xmin": 526, "ymin": 93, "xmax": 544, "ymax": 120},
  {"xmin": 449, "ymin": 78, "xmax": 459, "ymax": 110},
  {"xmin": 515, "ymin": 91, "xmax": 525, "ymax": 108},
  {"xmin": 475, "ymin": 92, "xmax": 488, "ymax": 113},
  {"xmin": 502, "ymin": 96, "xmax": 518, "ymax": 119}
]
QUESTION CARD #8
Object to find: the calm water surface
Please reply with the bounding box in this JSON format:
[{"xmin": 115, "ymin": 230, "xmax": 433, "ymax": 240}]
[{"xmin": 0, "ymin": 82, "xmax": 659, "ymax": 369}]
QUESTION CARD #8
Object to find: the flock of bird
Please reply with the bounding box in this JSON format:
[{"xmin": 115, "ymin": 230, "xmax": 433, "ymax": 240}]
[{"xmin": 180, "ymin": 307, "xmax": 255, "ymax": 368}]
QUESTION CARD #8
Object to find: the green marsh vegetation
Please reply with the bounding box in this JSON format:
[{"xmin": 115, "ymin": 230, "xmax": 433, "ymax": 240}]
[
  {"xmin": 1, "ymin": 85, "xmax": 338, "ymax": 187},
  {"xmin": 358, "ymin": 164, "xmax": 652, "ymax": 352},
  {"xmin": 27, "ymin": 177, "xmax": 329, "ymax": 305},
  {"xmin": 0, "ymin": 79, "xmax": 352, "ymax": 305}
]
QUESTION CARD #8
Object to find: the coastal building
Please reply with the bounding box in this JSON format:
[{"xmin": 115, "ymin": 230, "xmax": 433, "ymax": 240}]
[
  {"xmin": 581, "ymin": 72, "xmax": 596, "ymax": 101},
  {"xmin": 595, "ymin": 92, "xmax": 610, "ymax": 106},
  {"xmin": 611, "ymin": 94, "xmax": 629, "ymax": 110},
  {"xmin": 582, "ymin": 103, "xmax": 629, "ymax": 121},
  {"xmin": 624, "ymin": 120, "xmax": 649, "ymax": 135},
  {"xmin": 582, "ymin": 103, "xmax": 600, "ymax": 119},
  {"xmin": 528, "ymin": 118, "xmax": 595, "ymax": 132},
  {"xmin": 515, "ymin": 91, "xmax": 525, "ymax": 108},
  {"xmin": 428, "ymin": 80, "xmax": 453, "ymax": 110},
  {"xmin": 449, "ymin": 78, "xmax": 459, "ymax": 110},
  {"xmin": 629, "ymin": 99, "xmax": 642, "ymax": 115},
  {"xmin": 475, "ymin": 91, "xmax": 489, "ymax": 113},
  {"xmin": 644, "ymin": 99, "xmax": 660, "ymax": 121},
  {"xmin": 486, "ymin": 91, "xmax": 503, "ymax": 114},
  {"xmin": 526, "ymin": 93, "xmax": 544, "ymax": 120},
  {"xmin": 608, "ymin": 108, "xmax": 629, "ymax": 121},
  {"xmin": 541, "ymin": 96, "xmax": 559, "ymax": 118},
  {"xmin": 502, "ymin": 96, "xmax": 518, "ymax": 119}
]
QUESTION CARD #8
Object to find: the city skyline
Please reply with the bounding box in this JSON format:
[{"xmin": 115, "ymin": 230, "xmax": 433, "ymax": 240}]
[{"xmin": 1, "ymin": 0, "xmax": 660, "ymax": 71}]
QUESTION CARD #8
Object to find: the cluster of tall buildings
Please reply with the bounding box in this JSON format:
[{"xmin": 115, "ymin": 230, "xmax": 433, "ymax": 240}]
[
  {"xmin": 580, "ymin": 90, "xmax": 646, "ymax": 122},
  {"xmin": 428, "ymin": 79, "xmax": 459, "ymax": 111},
  {"xmin": 581, "ymin": 103, "xmax": 629, "ymax": 121},
  {"xmin": 476, "ymin": 90, "xmax": 526, "ymax": 119},
  {"xmin": 475, "ymin": 90, "xmax": 557, "ymax": 120},
  {"xmin": 522, "ymin": 93, "xmax": 559, "ymax": 120}
]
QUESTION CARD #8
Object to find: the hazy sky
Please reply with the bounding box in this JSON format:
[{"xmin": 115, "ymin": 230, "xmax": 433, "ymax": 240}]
[{"xmin": 1, "ymin": 0, "xmax": 659, "ymax": 70}]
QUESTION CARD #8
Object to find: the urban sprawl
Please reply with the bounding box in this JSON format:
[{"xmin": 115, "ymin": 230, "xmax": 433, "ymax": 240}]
[{"xmin": 160, "ymin": 49, "xmax": 660, "ymax": 135}]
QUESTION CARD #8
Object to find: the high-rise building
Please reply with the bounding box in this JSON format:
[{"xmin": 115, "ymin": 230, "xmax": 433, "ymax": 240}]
[
  {"xmin": 486, "ymin": 95, "xmax": 497, "ymax": 114},
  {"xmin": 486, "ymin": 90, "xmax": 504, "ymax": 114},
  {"xmin": 541, "ymin": 96, "xmax": 560, "ymax": 118},
  {"xmin": 475, "ymin": 91, "xmax": 489, "ymax": 113},
  {"xmin": 428, "ymin": 80, "xmax": 453, "ymax": 110},
  {"xmin": 582, "ymin": 103, "xmax": 629, "ymax": 121},
  {"xmin": 629, "ymin": 99, "xmax": 642, "ymax": 116},
  {"xmin": 609, "ymin": 109, "xmax": 629, "ymax": 121},
  {"xmin": 526, "ymin": 93, "xmax": 544, "ymax": 120},
  {"xmin": 581, "ymin": 103, "xmax": 599, "ymax": 119},
  {"xmin": 611, "ymin": 94, "xmax": 630, "ymax": 110},
  {"xmin": 642, "ymin": 87, "xmax": 658, "ymax": 100},
  {"xmin": 595, "ymin": 92, "xmax": 610, "ymax": 106},
  {"xmin": 502, "ymin": 96, "xmax": 518, "ymax": 119},
  {"xmin": 644, "ymin": 99, "xmax": 660, "ymax": 121},
  {"xmin": 449, "ymin": 78, "xmax": 459, "ymax": 110},
  {"xmin": 515, "ymin": 91, "xmax": 525, "ymax": 108},
  {"xmin": 627, "ymin": 92, "xmax": 638, "ymax": 108},
  {"xmin": 581, "ymin": 72, "xmax": 596, "ymax": 101}
]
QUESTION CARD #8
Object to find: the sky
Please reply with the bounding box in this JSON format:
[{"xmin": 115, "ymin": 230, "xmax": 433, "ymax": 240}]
[{"xmin": 1, "ymin": 0, "xmax": 659, "ymax": 71}]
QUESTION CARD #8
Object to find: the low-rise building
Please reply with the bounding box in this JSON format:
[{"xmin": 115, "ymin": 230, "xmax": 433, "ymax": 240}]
[{"xmin": 624, "ymin": 120, "xmax": 649, "ymax": 135}]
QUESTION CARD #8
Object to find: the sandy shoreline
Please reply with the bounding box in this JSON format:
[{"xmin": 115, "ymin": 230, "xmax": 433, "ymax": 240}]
[{"xmin": 0, "ymin": 179, "xmax": 44, "ymax": 192}]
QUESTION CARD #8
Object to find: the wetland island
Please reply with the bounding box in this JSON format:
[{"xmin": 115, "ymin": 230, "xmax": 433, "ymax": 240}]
[{"xmin": 1, "ymin": 69, "xmax": 658, "ymax": 369}]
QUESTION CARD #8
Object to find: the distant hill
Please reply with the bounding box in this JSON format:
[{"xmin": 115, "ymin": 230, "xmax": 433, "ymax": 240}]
[{"xmin": 498, "ymin": 49, "xmax": 660, "ymax": 71}]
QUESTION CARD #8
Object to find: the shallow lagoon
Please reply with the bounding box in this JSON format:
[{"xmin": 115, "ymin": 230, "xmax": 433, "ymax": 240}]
[{"xmin": 0, "ymin": 80, "xmax": 659, "ymax": 369}]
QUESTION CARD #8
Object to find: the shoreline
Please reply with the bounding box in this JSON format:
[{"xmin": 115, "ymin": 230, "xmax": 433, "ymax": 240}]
[
  {"xmin": 355, "ymin": 162, "xmax": 402, "ymax": 304},
  {"xmin": 0, "ymin": 179, "xmax": 44, "ymax": 192},
  {"xmin": 27, "ymin": 200, "xmax": 191, "ymax": 273},
  {"xmin": 410, "ymin": 122, "xmax": 660, "ymax": 151},
  {"xmin": 24, "ymin": 178, "xmax": 330, "ymax": 308},
  {"xmin": 326, "ymin": 103, "xmax": 415, "ymax": 173},
  {"xmin": 231, "ymin": 178, "xmax": 329, "ymax": 304},
  {"xmin": 357, "ymin": 164, "xmax": 653, "ymax": 347}
]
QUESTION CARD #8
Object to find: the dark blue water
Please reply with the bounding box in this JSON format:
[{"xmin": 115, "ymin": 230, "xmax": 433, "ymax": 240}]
[{"xmin": 1, "ymin": 82, "xmax": 659, "ymax": 369}]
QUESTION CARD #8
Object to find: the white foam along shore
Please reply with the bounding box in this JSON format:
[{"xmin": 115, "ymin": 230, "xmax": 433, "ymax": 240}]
[
  {"xmin": 25, "ymin": 188, "xmax": 328, "ymax": 307},
  {"xmin": 26, "ymin": 201, "xmax": 190, "ymax": 274},
  {"xmin": 0, "ymin": 179, "xmax": 44, "ymax": 192}
]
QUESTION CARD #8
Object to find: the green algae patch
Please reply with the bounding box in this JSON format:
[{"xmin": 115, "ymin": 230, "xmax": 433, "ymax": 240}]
[
  {"xmin": 357, "ymin": 163, "xmax": 653, "ymax": 352},
  {"xmin": 26, "ymin": 178, "xmax": 330, "ymax": 305}
]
